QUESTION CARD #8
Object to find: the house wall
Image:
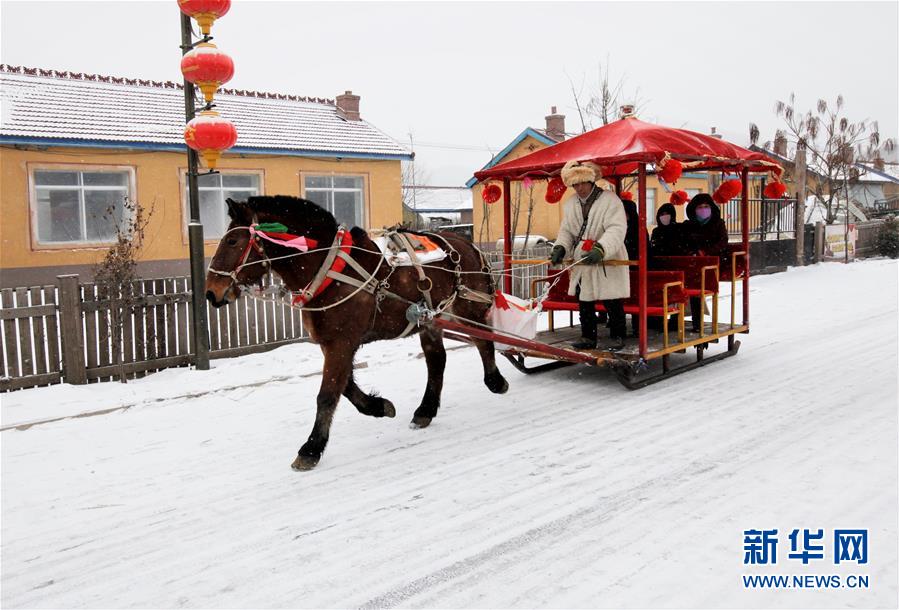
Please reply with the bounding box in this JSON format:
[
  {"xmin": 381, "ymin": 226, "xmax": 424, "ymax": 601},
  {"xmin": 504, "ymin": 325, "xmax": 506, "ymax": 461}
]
[
  {"xmin": 470, "ymin": 134, "xmax": 712, "ymax": 247},
  {"xmin": 0, "ymin": 146, "xmax": 402, "ymax": 287}
]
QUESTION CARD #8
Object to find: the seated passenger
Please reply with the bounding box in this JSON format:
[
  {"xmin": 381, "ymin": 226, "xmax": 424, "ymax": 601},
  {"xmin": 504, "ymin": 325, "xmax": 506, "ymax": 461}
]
[
  {"xmin": 621, "ymin": 197, "xmax": 645, "ymax": 261},
  {"xmin": 682, "ymin": 193, "xmax": 728, "ymax": 332},
  {"xmin": 649, "ymin": 202, "xmax": 686, "ymax": 258},
  {"xmin": 682, "ymin": 193, "xmax": 728, "ymax": 258}
]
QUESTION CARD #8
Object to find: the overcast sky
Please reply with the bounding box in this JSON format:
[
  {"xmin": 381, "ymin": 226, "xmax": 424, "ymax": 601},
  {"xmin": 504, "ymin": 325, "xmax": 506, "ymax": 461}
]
[{"xmin": 2, "ymin": 1, "xmax": 897, "ymax": 185}]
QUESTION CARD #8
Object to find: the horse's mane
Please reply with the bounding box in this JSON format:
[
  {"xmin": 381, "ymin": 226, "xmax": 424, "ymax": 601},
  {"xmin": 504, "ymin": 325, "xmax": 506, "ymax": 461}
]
[{"xmin": 246, "ymin": 195, "xmax": 338, "ymax": 233}]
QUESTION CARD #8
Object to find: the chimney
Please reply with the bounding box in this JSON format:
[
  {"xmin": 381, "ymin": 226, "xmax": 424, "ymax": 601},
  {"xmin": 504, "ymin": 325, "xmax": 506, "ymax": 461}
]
[
  {"xmin": 545, "ymin": 106, "xmax": 565, "ymax": 141},
  {"xmin": 619, "ymin": 104, "xmax": 636, "ymax": 119},
  {"xmin": 773, "ymin": 133, "xmax": 788, "ymax": 157},
  {"xmin": 709, "ymin": 126, "xmax": 723, "ymax": 139},
  {"xmin": 873, "ymin": 156, "xmax": 885, "ymax": 171},
  {"xmin": 336, "ymin": 90, "xmax": 361, "ymax": 121}
]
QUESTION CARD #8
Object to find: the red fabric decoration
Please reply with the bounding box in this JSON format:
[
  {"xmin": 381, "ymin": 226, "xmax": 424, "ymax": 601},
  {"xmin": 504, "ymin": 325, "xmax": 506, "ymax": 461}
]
[
  {"xmin": 658, "ymin": 159, "xmax": 683, "ymax": 184},
  {"xmin": 545, "ymin": 177, "xmax": 567, "ymax": 203},
  {"xmin": 712, "ymin": 179, "xmax": 742, "ymax": 204},
  {"xmin": 482, "ymin": 184, "xmax": 502, "ymax": 204},
  {"xmin": 763, "ymin": 181, "xmax": 788, "ymax": 199},
  {"xmin": 619, "ymin": 191, "xmax": 634, "ymax": 202},
  {"xmin": 669, "ymin": 190, "xmax": 689, "ymax": 206}
]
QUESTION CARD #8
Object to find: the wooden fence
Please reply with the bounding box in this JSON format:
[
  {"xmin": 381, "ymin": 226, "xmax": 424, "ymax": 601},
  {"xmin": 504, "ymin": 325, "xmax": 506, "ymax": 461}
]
[
  {"xmin": 855, "ymin": 219, "xmax": 886, "ymax": 258},
  {"xmin": 1, "ymin": 273, "xmax": 310, "ymax": 392}
]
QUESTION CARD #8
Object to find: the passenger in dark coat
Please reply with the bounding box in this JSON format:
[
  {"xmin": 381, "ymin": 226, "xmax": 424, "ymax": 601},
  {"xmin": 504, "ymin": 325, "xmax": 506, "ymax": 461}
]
[
  {"xmin": 621, "ymin": 198, "xmax": 646, "ymax": 261},
  {"xmin": 620, "ymin": 197, "xmax": 649, "ymax": 336},
  {"xmin": 682, "ymin": 193, "xmax": 729, "ymax": 331},
  {"xmin": 649, "ymin": 202, "xmax": 685, "ymax": 258},
  {"xmin": 682, "ymin": 193, "xmax": 728, "ymax": 258}
]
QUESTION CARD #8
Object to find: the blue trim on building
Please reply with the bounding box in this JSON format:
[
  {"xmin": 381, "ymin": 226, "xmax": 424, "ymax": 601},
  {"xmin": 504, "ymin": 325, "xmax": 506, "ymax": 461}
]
[
  {"xmin": 464, "ymin": 128, "xmax": 557, "ymax": 187},
  {"xmin": 0, "ymin": 136, "xmax": 414, "ymax": 161}
]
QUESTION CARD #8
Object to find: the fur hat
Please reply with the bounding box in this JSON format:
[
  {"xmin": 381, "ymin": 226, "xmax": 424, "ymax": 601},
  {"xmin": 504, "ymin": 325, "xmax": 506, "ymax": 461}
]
[{"xmin": 560, "ymin": 160, "xmax": 601, "ymax": 187}]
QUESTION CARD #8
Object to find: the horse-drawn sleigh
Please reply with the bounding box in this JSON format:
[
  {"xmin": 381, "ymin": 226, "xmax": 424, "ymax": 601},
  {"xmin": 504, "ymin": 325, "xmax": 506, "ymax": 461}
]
[{"xmin": 204, "ymin": 117, "xmax": 783, "ymax": 469}]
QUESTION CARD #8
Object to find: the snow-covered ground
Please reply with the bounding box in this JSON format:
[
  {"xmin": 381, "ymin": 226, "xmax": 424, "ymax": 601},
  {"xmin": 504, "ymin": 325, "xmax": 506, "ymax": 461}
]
[{"xmin": 2, "ymin": 259, "xmax": 897, "ymax": 608}]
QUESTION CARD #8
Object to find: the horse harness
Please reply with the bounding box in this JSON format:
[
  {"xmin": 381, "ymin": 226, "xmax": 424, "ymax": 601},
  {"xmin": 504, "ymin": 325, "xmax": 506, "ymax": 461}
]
[{"xmin": 211, "ymin": 223, "xmax": 495, "ymax": 339}]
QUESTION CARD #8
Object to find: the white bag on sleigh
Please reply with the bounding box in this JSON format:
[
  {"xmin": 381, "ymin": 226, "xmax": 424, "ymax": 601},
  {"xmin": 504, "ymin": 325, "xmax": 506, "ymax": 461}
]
[{"xmin": 488, "ymin": 292, "xmax": 541, "ymax": 351}]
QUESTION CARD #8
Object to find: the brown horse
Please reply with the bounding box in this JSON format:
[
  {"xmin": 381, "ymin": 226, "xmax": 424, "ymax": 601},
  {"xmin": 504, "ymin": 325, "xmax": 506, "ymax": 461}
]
[{"xmin": 205, "ymin": 195, "xmax": 508, "ymax": 470}]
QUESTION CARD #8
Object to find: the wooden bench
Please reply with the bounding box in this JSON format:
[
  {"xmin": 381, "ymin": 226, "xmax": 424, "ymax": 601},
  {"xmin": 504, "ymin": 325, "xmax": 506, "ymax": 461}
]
[{"xmin": 532, "ymin": 268, "xmax": 687, "ymax": 342}]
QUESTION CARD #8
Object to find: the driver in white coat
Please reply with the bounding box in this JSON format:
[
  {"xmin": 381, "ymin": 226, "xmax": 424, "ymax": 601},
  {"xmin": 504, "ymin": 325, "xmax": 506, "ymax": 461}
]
[{"xmin": 549, "ymin": 161, "xmax": 630, "ymax": 350}]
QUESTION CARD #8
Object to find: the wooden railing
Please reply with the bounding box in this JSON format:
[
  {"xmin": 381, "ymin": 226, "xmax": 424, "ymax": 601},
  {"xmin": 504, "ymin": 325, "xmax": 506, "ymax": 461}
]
[{"xmin": 0, "ymin": 273, "xmax": 310, "ymax": 392}]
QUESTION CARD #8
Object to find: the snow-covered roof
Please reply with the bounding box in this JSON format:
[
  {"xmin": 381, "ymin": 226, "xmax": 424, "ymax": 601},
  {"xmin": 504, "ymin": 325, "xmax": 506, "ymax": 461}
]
[
  {"xmin": 0, "ymin": 65, "xmax": 412, "ymax": 160},
  {"xmin": 402, "ymin": 186, "xmax": 472, "ymax": 212}
]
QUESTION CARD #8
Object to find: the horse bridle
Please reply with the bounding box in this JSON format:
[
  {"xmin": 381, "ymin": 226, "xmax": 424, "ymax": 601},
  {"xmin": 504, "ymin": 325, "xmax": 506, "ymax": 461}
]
[{"xmin": 207, "ymin": 224, "xmax": 271, "ymax": 286}]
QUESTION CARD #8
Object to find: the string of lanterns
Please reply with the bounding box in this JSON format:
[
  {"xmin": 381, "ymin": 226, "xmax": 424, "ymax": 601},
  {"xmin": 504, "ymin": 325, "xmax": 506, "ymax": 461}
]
[{"xmin": 179, "ymin": 0, "xmax": 237, "ymax": 170}]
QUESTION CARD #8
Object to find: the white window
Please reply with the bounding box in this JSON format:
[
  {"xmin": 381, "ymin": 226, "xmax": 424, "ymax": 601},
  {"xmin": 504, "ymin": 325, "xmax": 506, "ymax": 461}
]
[
  {"xmin": 304, "ymin": 175, "xmax": 365, "ymax": 228},
  {"xmin": 644, "ymin": 188, "xmax": 656, "ymax": 224},
  {"xmin": 186, "ymin": 172, "xmax": 261, "ymax": 238},
  {"xmin": 32, "ymin": 168, "xmax": 132, "ymax": 244},
  {"xmin": 686, "ymin": 188, "xmax": 701, "ymax": 200}
]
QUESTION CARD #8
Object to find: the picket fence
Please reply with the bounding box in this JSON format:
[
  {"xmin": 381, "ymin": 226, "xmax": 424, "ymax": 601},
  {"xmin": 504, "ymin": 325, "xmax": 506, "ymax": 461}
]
[{"xmin": 0, "ymin": 247, "xmax": 551, "ymax": 392}]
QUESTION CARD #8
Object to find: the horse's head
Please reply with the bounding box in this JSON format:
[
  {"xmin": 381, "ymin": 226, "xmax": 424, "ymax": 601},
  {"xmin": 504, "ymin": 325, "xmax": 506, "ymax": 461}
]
[
  {"xmin": 205, "ymin": 195, "xmax": 339, "ymax": 308},
  {"xmin": 205, "ymin": 198, "xmax": 268, "ymax": 308}
]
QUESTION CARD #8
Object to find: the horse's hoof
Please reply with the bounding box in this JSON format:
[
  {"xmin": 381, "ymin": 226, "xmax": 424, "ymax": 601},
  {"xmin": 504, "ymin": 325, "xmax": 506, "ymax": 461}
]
[
  {"xmin": 410, "ymin": 416, "xmax": 432, "ymax": 429},
  {"xmin": 485, "ymin": 372, "xmax": 509, "ymax": 394},
  {"xmin": 291, "ymin": 454, "xmax": 319, "ymax": 471},
  {"xmin": 382, "ymin": 399, "xmax": 396, "ymax": 418}
]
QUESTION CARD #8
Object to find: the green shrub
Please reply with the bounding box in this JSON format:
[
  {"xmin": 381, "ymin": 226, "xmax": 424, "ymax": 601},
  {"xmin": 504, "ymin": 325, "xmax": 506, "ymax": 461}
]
[{"xmin": 874, "ymin": 217, "xmax": 899, "ymax": 259}]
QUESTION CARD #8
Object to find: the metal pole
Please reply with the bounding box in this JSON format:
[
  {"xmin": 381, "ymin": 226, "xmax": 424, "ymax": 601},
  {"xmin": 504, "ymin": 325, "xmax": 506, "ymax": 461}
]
[
  {"xmin": 502, "ymin": 177, "xmax": 512, "ymax": 294},
  {"xmin": 741, "ymin": 168, "xmax": 750, "ymax": 326},
  {"xmin": 181, "ymin": 13, "xmax": 210, "ymax": 370},
  {"xmin": 794, "ymin": 142, "xmax": 807, "ymax": 265},
  {"xmin": 637, "ymin": 164, "xmax": 648, "ymax": 357}
]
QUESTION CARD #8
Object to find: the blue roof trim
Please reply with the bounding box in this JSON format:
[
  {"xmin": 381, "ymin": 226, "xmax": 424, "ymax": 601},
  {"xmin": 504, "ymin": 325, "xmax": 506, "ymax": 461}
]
[
  {"xmin": 464, "ymin": 128, "xmax": 557, "ymax": 187},
  {"xmin": 0, "ymin": 136, "xmax": 413, "ymax": 161}
]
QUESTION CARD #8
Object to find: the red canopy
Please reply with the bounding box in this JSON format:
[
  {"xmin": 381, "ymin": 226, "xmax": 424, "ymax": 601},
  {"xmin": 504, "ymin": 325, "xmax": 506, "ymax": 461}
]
[{"xmin": 474, "ymin": 117, "xmax": 782, "ymax": 182}]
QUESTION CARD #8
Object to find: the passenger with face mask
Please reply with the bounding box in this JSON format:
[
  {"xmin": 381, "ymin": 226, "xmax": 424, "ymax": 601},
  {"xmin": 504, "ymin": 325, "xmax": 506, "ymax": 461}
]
[
  {"xmin": 649, "ymin": 202, "xmax": 685, "ymax": 258},
  {"xmin": 682, "ymin": 193, "xmax": 729, "ymax": 331}
]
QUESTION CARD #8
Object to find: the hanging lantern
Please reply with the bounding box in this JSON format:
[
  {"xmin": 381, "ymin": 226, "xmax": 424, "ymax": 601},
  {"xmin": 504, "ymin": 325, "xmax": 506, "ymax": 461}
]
[
  {"xmin": 669, "ymin": 190, "xmax": 690, "ymax": 206},
  {"xmin": 184, "ymin": 110, "xmax": 238, "ymax": 169},
  {"xmin": 712, "ymin": 179, "xmax": 743, "ymax": 204},
  {"xmin": 763, "ymin": 181, "xmax": 788, "ymax": 199},
  {"xmin": 657, "ymin": 158, "xmax": 683, "ymax": 184},
  {"xmin": 180, "ymin": 42, "xmax": 235, "ymax": 104},
  {"xmin": 619, "ymin": 191, "xmax": 634, "ymax": 202},
  {"xmin": 545, "ymin": 177, "xmax": 567, "ymax": 203},
  {"xmin": 178, "ymin": 0, "xmax": 232, "ymax": 36},
  {"xmin": 482, "ymin": 184, "xmax": 502, "ymax": 204}
]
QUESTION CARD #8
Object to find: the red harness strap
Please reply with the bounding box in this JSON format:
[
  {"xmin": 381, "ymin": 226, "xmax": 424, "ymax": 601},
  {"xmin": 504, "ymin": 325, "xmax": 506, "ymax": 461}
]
[{"xmin": 292, "ymin": 229, "xmax": 354, "ymax": 306}]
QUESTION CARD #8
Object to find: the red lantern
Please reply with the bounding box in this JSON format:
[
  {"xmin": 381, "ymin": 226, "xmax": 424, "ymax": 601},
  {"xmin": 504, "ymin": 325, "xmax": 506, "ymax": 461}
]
[
  {"xmin": 178, "ymin": 0, "xmax": 231, "ymax": 35},
  {"xmin": 184, "ymin": 110, "xmax": 238, "ymax": 169},
  {"xmin": 482, "ymin": 184, "xmax": 502, "ymax": 204},
  {"xmin": 658, "ymin": 158, "xmax": 683, "ymax": 184},
  {"xmin": 763, "ymin": 181, "xmax": 788, "ymax": 199},
  {"xmin": 619, "ymin": 191, "xmax": 634, "ymax": 202},
  {"xmin": 670, "ymin": 190, "xmax": 689, "ymax": 206},
  {"xmin": 713, "ymin": 179, "xmax": 743, "ymax": 204},
  {"xmin": 545, "ymin": 177, "xmax": 567, "ymax": 204},
  {"xmin": 180, "ymin": 42, "xmax": 235, "ymax": 104}
]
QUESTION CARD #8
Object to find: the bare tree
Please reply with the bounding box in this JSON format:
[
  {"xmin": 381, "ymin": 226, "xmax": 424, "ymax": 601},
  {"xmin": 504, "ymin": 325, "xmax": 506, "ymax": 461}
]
[
  {"xmin": 751, "ymin": 94, "xmax": 896, "ymax": 224},
  {"xmin": 401, "ymin": 160, "xmax": 430, "ymax": 228},
  {"xmin": 569, "ymin": 56, "xmax": 648, "ymax": 131},
  {"xmin": 93, "ymin": 197, "xmax": 155, "ymax": 383}
]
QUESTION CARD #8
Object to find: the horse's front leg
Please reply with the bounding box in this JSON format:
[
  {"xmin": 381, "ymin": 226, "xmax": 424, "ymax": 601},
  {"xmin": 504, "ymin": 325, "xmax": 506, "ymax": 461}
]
[
  {"xmin": 291, "ymin": 342, "xmax": 354, "ymax": 471},
  {"xmin": 411, "ymin": 327, "xmax": 447, "ymax": 429},
  {"xmin": 343, "ymin": 374, "xmax": 396, "ymax": 418}
]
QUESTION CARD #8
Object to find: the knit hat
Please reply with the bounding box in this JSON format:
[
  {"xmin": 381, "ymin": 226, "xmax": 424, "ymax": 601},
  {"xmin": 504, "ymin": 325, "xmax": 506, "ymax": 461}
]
[{"xmin": 560, "ymin": 160, "xmax": 601, "ymax": 187}]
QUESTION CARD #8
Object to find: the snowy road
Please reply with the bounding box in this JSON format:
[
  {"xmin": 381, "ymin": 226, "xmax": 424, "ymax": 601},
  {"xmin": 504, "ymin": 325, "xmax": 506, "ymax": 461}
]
[{"xmin": 2, "ymin": 260, "xmax": 897, "ymax": 608}]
